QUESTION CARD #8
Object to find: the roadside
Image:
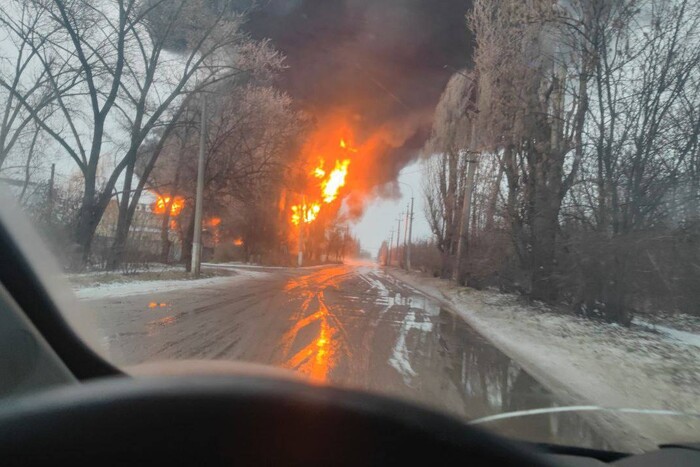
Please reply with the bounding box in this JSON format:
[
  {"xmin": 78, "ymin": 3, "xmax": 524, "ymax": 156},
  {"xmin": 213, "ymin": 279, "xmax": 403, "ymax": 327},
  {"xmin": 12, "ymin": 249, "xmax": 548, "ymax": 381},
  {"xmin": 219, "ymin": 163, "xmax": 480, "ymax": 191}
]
[
  {"xmin": 70, "ymin": 264, "xmax": 270, "ymax": 300},
  {"xmin": 202, "ymin": 261, "xmax": 331, "ymax": 272},
  {"xmin": 68, "ymin": 265, "xmax": 222, "ymax": 288},
  {"xmin": 385, "ymin": 267, "xmax": 700, "ymax": 451}
]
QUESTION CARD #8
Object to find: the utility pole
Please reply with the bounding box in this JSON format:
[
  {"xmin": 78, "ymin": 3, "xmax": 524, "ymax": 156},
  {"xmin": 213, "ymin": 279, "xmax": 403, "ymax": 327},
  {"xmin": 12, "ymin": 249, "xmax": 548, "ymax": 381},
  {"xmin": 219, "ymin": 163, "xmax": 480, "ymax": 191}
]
[
  {"xmin": 343, "ymin": 224, "xmax": 350, "ymax": 261},
  {"xmin": 388, "ymin": 230, "xmax": 394, "ymax": 266},
  {"xmin": 453, "ymin": 155, "xmax": 477, "ymax": 282},
  {"xmin": 47, "ymin": 163, "xmax": 55, "ymax": 218},
  {"xmin": 406, "ymin": 196, "xmax": 414, "ymax": 271},
  {"xmin": 396, "ymin": 216, "xmax": 402, "ymax": 267},
  {"xmin": 297, "ymin": 224, "xmax": 304, "ymax": 266},
  {"xmin": 191, "ymin": 94, "xmax": 207, "ymax": 277},
  {"xmin": 396, "ymin": 180, "xmax": 415, "ymax": 271},
  {"xmin": 297, "ymin": 196, "xmax": 305, "ymax": 267},
  {"xmin": 453, "ymin": 121, "xmax": 479, "ymax": 282},
  {"xmin": 402, "ymin": 204, "xmax": 409, "ymax": 268}
]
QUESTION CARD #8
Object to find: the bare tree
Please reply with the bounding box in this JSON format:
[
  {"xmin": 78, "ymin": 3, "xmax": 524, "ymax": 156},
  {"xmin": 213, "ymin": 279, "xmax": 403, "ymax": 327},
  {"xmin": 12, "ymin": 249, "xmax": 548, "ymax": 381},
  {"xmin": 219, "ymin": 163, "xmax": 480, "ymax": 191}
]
[
  {"xmin": 421, "ymin": 70, "xmax": 480, "ymax": 279},
  {"xmin": 416, "ymin": 0, "xmax": 700, "ymax": 322},
  {"xmin": 1, "ymin": 0, "xmax": 271, "ymax": 269},
  {"xmin": 470, "ymin": 0, "xmax": 589, "ymax": 300},
  {"xmin": 0, "ymin": 2, "xmax": 71, "ymax": 169},
  {"xmin": 557, "ymin": 0, "xmax": 700, "ymax": 322},
  {"xmin": 106, "ymin": 3, "xmax": 285, "ymax": 269}
]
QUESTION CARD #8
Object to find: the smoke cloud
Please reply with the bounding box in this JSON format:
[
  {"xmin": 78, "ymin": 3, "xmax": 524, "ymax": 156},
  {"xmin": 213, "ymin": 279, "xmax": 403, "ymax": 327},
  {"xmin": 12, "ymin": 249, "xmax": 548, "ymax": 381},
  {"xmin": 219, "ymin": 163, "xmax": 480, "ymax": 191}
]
[{"xmin": 246, "ymin": 0, "xmax": 473, "ymax": 213}]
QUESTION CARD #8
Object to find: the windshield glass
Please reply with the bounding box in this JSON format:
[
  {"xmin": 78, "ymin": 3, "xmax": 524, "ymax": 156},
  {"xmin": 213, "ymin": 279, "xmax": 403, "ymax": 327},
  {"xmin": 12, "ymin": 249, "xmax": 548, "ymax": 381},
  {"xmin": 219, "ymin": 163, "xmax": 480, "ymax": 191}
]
[{"xmin": 1, "ymin": 0, "xmax": 699, "ymax": 453}]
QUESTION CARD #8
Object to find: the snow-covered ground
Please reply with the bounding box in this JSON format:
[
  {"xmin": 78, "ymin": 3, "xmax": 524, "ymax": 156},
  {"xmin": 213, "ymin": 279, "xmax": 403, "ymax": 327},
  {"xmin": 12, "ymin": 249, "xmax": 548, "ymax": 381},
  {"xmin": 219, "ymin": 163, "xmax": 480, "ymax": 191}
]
[
  {"xmin": 67, "ymin": 263, "xmax": 184, "ymax": 278},
  {"xmin": 70, "ymin": 261, "xmax": 330, "ymax": 300},
  {"xmin": 387, "ymin": 268, "xmax": 700, "ymax": 451},
  {"xmin": 635, "ymin": 319, "xmax": 700, "ymax": 349},
  {"xmin": 73, "ymin": 268, "xmax": 269, "ymax": 300}
]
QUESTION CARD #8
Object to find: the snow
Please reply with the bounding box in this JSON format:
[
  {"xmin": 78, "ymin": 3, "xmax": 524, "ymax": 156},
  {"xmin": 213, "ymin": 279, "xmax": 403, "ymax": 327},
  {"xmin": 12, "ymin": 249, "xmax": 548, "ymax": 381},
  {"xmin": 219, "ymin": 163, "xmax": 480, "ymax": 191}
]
[
  {"xmin": 66, "ymin": 264, "xmax": 183, "ymax": 279},
  {"xmin": 387, "ymin": 268, "xmax": 700, "ymax": 451},
  {"xmin": 388, "ymin": 307, "xmax": 433, "ymax": 385},
  {"xmin": 388, "ymin": 309, "xmax": 419, "ymax": 384},
  {"xmin": 72, "ymin": 261, "xmax": 330, "ymax": 300},
  {"xmin": 635, "ymin": 319, "xmax": 700, "ymax": 349},
  {"xmin": 74, "ymin": 269, "xmax": 269, "ymax": 300},
  {"xmin": 359, "ymin": 270, "xmax": 390, "ymax": 296}
]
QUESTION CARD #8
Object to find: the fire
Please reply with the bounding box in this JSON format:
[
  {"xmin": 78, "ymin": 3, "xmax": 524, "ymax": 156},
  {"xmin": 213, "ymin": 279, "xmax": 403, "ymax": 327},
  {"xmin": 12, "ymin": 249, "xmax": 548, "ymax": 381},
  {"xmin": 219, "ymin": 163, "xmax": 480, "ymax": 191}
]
[
  {"xmin": 207, "ymin": 217, "xmax": 221, "ymax": 227},
  {"xmin": 313, "ymin": 161, "xmax": 326, "ymax": 179},
  {"xmin": 290, "ymin": 138, "xmax": 353, "ymax": 226},
  {"xmin": 340, "ymin": 138, "xmax": 357, "ymax": 153},
  {"xmin": 233, "ymin": 237, "xmax": 243, "ymax": 246},
  {"xmin": 291, "ymin": 202, "xmax": 321, "ymax": 226},
  {"xmin": 322, "ymin": 159, "xmax": 350, "ymax": 203},
  {"xmin": 153, "ymin": 195, "xmax": 184, "ymax": 216}
]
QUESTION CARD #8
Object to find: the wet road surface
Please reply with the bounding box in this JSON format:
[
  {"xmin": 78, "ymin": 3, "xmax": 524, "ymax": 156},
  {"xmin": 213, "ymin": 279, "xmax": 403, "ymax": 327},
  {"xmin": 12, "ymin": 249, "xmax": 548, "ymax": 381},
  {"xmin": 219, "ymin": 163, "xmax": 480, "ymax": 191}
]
[{"xmin": 84, "ymin": 264, "xmax": 613, "ymax": 450}]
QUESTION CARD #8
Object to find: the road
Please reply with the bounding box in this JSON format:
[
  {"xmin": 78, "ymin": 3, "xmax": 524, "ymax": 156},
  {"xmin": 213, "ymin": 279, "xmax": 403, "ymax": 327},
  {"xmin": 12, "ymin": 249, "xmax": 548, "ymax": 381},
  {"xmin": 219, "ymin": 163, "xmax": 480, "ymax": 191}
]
[{"xmin": 83, "ymin": 263, "xmax": 612, "ymax": 450}]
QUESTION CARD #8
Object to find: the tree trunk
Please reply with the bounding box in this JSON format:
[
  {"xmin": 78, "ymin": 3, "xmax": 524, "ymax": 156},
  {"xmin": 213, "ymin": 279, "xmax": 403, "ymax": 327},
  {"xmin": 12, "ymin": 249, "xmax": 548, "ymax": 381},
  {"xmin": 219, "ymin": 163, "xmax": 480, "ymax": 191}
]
[
  {"xmin": 530, "ymin": 191, "xmax": 561, "ymax": 302},
  {"xmin": 18, "ymin": 126, "xmax": 39, "ymax": 203},
  {"xmin": 70, "ymin": 170, "xmax": 101, "ymax": 270},
  {"xmin": 503, "ymin": 146, "xmax": 528, "ymax": 268},
  {"xmin": 453, "ymin": 154, "xmax": 478, "ymax": 283},
  {"xmin": 439, "ymin": 150, "xmax": 459, "ymax": 278},
  {"xmin": 485, "ymin": 158, "xmax": 504, "ymax": 232},
  {"xmin": 107, "ymin": 161, "xmax": 135, "ymax": 270}
]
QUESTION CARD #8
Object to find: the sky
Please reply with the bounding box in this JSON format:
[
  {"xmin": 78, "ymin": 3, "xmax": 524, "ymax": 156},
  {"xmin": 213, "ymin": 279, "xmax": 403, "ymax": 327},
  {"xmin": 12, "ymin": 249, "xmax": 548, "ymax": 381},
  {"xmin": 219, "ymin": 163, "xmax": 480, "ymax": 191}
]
[{"xmin": 351, "ymin": 161, "xmax": 432, "ymax": 256}]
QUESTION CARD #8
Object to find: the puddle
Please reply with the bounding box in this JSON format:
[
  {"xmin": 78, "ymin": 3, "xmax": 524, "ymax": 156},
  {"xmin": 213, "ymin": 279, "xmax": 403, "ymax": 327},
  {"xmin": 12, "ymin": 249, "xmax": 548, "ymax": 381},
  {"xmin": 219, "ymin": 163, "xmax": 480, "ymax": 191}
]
[
  {"xmin": 433, "ymin": 309, "xmax": 613, "ymax": 450},
  {"xmin": 356, "ymin": 268, "xmax": 614, "ymax": 450}
]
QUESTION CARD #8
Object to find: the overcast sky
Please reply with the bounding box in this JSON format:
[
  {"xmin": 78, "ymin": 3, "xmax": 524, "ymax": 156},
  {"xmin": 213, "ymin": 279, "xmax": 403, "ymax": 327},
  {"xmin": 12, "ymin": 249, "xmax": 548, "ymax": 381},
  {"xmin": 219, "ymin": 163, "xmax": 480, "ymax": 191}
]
[{"xmin": 350, "ymin": 160, "xmax": 432, "ymax": 256}]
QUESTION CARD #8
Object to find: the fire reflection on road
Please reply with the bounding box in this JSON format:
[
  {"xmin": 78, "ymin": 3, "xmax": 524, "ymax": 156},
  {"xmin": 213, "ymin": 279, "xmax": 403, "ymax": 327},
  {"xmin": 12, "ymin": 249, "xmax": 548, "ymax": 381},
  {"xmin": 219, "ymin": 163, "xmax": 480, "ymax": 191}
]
[
  {"xmin": 282, "ymin": 265, "xmax": 349, "ymax": 293},
  {"xmin": 282, "ymin": 292, "xmax": 348, "ymax": 383},
  {"xmin": 280, "ymin": 295, "xmax": 340, "ymax": 383},
  {"xmin": 280, "ymin": 268, "xmax": 352, "ymax": 383}
]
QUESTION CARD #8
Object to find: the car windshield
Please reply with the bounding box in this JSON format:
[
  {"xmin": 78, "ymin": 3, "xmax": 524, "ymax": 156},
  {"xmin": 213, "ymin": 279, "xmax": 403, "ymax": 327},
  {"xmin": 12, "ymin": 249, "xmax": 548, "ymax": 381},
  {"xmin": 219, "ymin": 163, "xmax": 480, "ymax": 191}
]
[{"xmin": 1, "ymin": 0, "xmax": 700, "ymax": 454}]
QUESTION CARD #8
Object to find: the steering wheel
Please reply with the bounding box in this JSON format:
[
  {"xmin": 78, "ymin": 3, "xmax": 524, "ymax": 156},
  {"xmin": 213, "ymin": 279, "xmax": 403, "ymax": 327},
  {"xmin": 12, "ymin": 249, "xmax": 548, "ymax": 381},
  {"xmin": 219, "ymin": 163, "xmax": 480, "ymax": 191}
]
[{"xmin": 0, "ymin": 376, "xmax": 553, "ymax": 465}]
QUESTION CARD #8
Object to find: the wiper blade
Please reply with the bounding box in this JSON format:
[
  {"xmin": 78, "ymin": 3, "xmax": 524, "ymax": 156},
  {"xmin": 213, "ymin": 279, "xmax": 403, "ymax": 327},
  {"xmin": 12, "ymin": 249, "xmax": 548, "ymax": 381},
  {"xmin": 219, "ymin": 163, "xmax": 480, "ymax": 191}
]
[{"xmin": 469, "ymin": 405, "xmax": 700, "ymax": 425}]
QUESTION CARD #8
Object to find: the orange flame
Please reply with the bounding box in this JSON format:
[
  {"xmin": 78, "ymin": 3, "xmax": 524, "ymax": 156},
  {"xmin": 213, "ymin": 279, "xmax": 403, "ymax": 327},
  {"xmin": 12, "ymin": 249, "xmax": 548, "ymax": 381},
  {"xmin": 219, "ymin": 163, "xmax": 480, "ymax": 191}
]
[
  {"xmin": 340, "ymin": 138, "xmax": 357, "ymax": 153},
  {"xmin": 313, "ymin": 161, "xmax": 326, "ymax": 179},
  {"xmin": 153, "ymin": 195, "xmax": 184, "ymax": 217},
  {"xmin": 321, "ymin": 159, "xmax": 350, "ymax": 203},
  {"xmin": 291, "ymin": 202, "xmax": 321, "ymax": 226},
  {"xmin": 233, "ymin": 237, "xmax": 243, "ymax": 246},
  {"xmin": 207, "ymin": 217, "xmax": 221, "ymax": 227},
  {"xmin": 290, "ymin": 138, "xmax": 353, "ymax": 226}
]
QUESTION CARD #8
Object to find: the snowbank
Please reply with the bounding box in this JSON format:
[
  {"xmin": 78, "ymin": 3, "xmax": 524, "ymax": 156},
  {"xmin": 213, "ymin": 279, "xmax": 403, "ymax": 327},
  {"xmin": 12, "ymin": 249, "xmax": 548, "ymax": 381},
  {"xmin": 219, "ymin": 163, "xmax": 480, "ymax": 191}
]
[
  {"xmin": 74, "ymin": 268, "xmax": 269, "ymax": 300},
  {"xmin": 387, "ymin": 269, "xmax": 700, "ymax": 451},
  {"xmin": 635, "ymin": 319, "xmax": 700, "ymax": 349}
]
